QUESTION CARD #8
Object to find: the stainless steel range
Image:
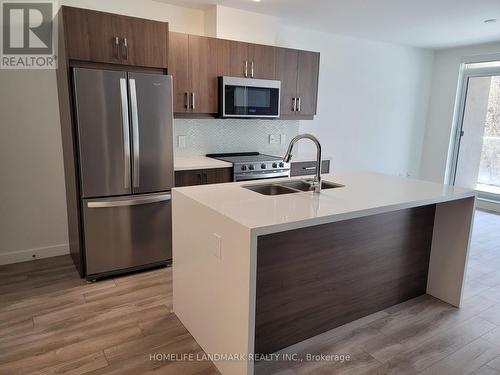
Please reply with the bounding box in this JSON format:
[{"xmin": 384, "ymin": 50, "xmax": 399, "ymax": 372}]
[{"xmin": 207, "ymin": 152, "xmax": 290, "ymax": 181}]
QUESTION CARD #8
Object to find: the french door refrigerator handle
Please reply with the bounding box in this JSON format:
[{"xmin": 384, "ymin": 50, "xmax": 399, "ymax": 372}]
[
  {"xmin": 129, "ymin": 78, "xmax": 140, "ymax": 189},
  {"xmin": 119, "ymin": 78, "xmax": 131, "ymax": 190},
  {"xmin": 87, "ymin": 193, "xmax": 172, "ymax": 208}
]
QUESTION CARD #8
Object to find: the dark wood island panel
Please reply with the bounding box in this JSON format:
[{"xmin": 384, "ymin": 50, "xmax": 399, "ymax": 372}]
[{"xmin": 254, "ymin": 205, "xmax": 436, "ymax": 354}]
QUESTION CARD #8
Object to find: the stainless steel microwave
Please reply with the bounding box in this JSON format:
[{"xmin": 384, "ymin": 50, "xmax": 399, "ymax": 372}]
[{"xmin": 218, "ymin": 76, "xmax": 281, "ymax": 118}]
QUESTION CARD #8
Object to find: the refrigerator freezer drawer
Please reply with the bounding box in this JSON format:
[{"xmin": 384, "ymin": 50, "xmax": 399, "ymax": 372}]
[{"xmin": 83, "ymin": 193, "xmax": 172, "ymax": 276}]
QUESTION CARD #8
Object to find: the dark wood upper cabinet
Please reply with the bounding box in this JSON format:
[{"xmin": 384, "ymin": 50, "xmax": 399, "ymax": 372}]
[
  {"xmin": 216, "ymin": 39, "xmax": 231, "ymax": 77},
  {"xmin": 248, "ymin": 44, "xmax": 276, "ymax": 80},
  {"xmin": 63, "ymin": 7, "xmax": 119, "ymax": 64},
  {"xmin": 297, "ymin": 50, "xmax": 320, "ymax": 116},
  {"xmin": 229, "ymin": 40, "xmax": 249, "ymax": 77},
  {"xmin": 276, "ymin": 47, "xmax": 319, "ymax": 117},
  {"xmin": 169, "ymin": 33, "xmax": 218, "ymax": 114},
  {"xmin": 276, "ymin": 47, "xmax": 299, "ymax": 117},
  {"xmin": 119, "ymin": 17, "xmax": 168, "ymax": 68},
  {"xmin": 217, "ymin": 40, "xmax": 276, "ymax": 80},
  {"xmin": 188, "ymin": 35, "xmax": 218, "ymax": 114},
  {"xmin": 62, "ymin": 6, "xmax": 168, "ymax": 68},
  {"xmin": 168, "ymin": 32, "xmax": 189, "ymax": 112}
]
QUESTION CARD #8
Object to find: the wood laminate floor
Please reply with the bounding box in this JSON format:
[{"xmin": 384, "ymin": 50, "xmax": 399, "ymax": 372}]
[{"xmin": 1, "ymin": 209, "xmax": 500, "ymax": 375}]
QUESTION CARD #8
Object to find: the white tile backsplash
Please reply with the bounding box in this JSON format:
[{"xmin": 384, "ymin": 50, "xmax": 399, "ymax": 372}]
[{"xmin": 173, "ymin": 119, "xmax": 299, "ymax": 156}]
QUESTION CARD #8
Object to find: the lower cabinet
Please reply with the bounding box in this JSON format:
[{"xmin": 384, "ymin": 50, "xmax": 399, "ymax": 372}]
[
  {"xmin": 290, "ymin": 160, "xmax": 330, "ymax": 177},
  {"xmin": 175, "ymin": 167, "xmax": 233, "ymax": 187}
]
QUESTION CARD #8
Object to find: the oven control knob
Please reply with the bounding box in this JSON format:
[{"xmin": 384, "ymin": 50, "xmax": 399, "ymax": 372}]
[
  {"xmin": 261, "ymin": 163, "xmax": 267, "ymax": 169},
  {"xmin": 279, "ymin": 162, "xmax": 284, "ymax": 168},
  {"xmin": 241, "ymin": 165, "xmax": 247, "ymax": 171},
  {"xmin": 272, "ymin": 163, "xmax": 278, "ymax": 168},
  {"xmin": 249, "ymin": 165, "xmax": 254, "ymax": 170}
]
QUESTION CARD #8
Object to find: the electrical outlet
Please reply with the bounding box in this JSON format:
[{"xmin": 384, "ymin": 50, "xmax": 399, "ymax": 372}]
[
  {"xmin": 269, "ymin": 134, "xmax": 279, "ymax": 144},
  {"xmin": 280, "ymin": 134, "xmax": 286, "ymax": 145},
  {"xmin": 177, "ymin": 135, "xmax": 186, "ymax": 148},
  {"xmin": 213, "ymin": 233, "xmax": 222, "ymax": 259}
]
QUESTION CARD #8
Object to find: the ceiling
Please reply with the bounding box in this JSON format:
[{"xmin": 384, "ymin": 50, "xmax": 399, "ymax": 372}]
[{"xmin": 159, "ymin": 0, "xmax": 500, "ymax": 49}]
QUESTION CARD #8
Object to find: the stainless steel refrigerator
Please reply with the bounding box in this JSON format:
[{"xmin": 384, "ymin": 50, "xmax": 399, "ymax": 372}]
[{"xmin": 72, "ymin": 68, "xmax": 174, "ymax": 280}]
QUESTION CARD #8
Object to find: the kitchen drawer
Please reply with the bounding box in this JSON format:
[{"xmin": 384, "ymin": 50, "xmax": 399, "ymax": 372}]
[
  {"xmin": 175, "ymin": 167, "xmax": 232, "ymax": 187},
  {"xmin": 83, "ymin": 193, "xmax": 172, "ymax": 277},
  {"xmin": 290, "ymin": 160, "xmax": 330, "ymax": 177}
]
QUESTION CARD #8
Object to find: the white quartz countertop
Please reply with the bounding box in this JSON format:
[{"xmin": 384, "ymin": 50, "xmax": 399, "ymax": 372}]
[
  {"xmin": 174, "ymin": 156, "xmax": 232, "ymax": 171},
  {"xmin": 172, "ymin": 172, "xmax": 476, "ymax": 234}
]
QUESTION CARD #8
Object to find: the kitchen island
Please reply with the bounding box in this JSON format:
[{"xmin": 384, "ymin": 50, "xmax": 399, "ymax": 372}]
[{"xmin": 172, "ymin": 172, "xmax": 476, "ymax": 375}]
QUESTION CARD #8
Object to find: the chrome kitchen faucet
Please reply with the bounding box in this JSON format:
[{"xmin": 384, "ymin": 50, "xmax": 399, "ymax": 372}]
[{"xmin": 283, "ymin": 134, "xmax": 322, "ymax": 193}]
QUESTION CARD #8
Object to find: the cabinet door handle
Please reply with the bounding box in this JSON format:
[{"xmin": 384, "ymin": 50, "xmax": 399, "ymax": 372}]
[
  {"xmin": 114, "ymin": 37, "xmax": 120, "ymax": 60},
  {"xmin": 122, "ymin": 37, "xmax": 128, "ymax": 60},
  {"xmin": 302, "ymin": 166, "xmax": 316, "ymax": 170},
  {"xmin": 184, "ymin": 92, "xmax": 189, "ymax": 110},
  {"xmin": 244, "ymin": 60, "xmax": 248, "ymax": 77},
  {"xmin": 297, "ymin": 97, "xmax": 302, "ymax": 112},
  {"xmin": 292, "ymin": 97, "xmax": 296, "ymax": 112},
  {"xmin": 251, "ymin": 61, "xmax": 254, "ymax": 78},
  {"xmin": 190, "ymin": 92, "xmax": 195, "ymax": 110}
]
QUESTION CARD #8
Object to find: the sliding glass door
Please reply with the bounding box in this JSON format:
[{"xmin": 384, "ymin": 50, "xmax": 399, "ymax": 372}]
[{"xmin": 453, "ymin": 62, "xmax": 500, "ymax": 201}]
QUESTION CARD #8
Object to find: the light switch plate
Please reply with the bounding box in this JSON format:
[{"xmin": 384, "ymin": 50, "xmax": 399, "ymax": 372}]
[
  {"xmin": 269, "ymin": 134, "xmax": 279, "ymax": 144},
  {"xmin": 177, "ymin": 135, "xmax": 186, "ymax": 148},
  {"xmin": 213, "ymin": 233, "xmax": 222, "ymax": 259}
]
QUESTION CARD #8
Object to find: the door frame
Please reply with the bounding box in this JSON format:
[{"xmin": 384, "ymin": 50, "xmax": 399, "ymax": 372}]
[{"xmin": 447, "ymin": 54, "xmax": 500, "ymax": 203}]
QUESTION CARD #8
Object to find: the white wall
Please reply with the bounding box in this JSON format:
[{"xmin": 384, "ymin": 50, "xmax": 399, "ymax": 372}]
[
  {"xmin": 215, "ymin": 6, "xmax": 277, "ymax": 45},
  {"xmin": 215, "ymin": 6, "xmax": 435, "ymax": 177},
  {"xmin": 420, "ymin": 41, "xmax": 500, "ymax": 183},
  {"xmin": 0, "ymin": 0, "xmax": 206, "ymax": 264},
  {"xmin": 0, "ymin": 70, "xmax": 69, "ymax": 264}
]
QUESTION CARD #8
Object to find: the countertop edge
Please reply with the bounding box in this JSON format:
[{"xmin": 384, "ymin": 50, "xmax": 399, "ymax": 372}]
[{"xmin": 250, "ymin": 191, "xmax": 476, "ymax": 236}]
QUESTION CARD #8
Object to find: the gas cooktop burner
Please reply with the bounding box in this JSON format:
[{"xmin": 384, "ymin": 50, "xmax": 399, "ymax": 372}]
[{"xmin": 207, "ymin": 152, "xmax": 290, "ymax": 182}]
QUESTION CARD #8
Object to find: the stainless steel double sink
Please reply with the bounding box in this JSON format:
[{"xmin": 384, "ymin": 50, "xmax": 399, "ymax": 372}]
[{"xmin": 243, "ymin": 180, "xmax": 344, "ymax": 195}]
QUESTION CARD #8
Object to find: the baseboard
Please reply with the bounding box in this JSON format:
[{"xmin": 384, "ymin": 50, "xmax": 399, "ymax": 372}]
[
  {"xmin": 0, "ymin": 244, "xmax": 69, "ymax": 266},
  {"xmin": 477, "ymin": 198, "xmax": 500, "ymax": 214}
]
